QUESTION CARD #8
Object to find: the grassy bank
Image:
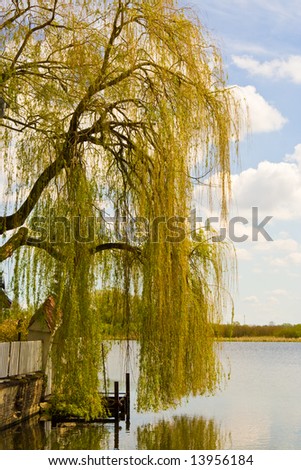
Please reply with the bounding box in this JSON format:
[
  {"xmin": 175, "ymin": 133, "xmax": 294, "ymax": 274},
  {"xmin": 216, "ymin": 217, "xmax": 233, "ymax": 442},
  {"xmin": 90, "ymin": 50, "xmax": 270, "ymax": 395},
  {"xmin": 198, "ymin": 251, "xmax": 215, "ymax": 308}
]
[
  {"xmin": 214, "ymin": 323, "xmax": 301, "ymax": 341},
  {"xmin": 218, "ymin": 336, "xmax": 301, "ymax": 342}
]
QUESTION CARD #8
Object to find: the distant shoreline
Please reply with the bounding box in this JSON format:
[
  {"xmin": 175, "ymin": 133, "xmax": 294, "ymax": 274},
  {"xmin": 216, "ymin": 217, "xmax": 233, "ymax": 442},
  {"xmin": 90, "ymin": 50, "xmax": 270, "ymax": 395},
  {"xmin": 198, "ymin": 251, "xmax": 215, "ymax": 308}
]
[
  {"xmin": 218, "ymin": 337, "xmax": 301, "ymax": 342},
  {"xmin": 101, "ymin": 336, "xmax": 301, "ymax": 342}
]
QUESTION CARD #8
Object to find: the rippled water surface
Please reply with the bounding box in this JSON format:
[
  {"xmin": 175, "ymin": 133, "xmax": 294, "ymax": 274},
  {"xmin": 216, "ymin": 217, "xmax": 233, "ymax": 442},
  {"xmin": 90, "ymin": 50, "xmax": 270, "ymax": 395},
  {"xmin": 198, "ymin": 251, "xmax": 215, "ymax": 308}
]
[{"xmin": 1, "ymin": 341, "xmax": 301, "ymax": 450}]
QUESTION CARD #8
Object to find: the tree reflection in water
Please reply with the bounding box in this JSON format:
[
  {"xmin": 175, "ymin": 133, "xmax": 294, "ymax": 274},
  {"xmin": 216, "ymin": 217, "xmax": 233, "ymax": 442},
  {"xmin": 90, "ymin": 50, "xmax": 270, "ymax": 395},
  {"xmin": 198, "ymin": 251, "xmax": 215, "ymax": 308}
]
[
  {"xmin": 1, "ymin": 415, "xmax": 230, "ymax": 450},
  {"xmin": 49, "ymin": 423, "xmax": 110, "ymax": 450},
  {"xmin": 0, "ymin": 417, "xmax": 109, "ymax": 450},
  {"xmin": 0, "ymin": 416, "xmax": 47, "ymax": 450},
  {"xmin": 137, "ymin": 415, "xmax": 231, "ymax": 450}
]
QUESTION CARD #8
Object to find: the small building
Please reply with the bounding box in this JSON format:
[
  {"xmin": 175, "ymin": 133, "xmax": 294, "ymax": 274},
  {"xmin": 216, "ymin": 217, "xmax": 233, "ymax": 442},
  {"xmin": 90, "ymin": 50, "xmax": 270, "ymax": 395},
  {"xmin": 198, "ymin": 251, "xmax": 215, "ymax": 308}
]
[{"xmin": 28, "ymin": 295, "xmax": 61, "ymax": 396}]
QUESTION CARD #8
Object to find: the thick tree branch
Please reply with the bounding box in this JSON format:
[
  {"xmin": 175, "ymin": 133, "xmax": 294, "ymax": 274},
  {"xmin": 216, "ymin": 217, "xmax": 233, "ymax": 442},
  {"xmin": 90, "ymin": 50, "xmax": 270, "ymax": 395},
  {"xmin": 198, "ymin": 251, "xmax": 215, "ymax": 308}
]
[
  {"xmin": 0, "ymin": 228, "xmax": 65, "ymax": 262},
  {"xmin": 25, "ymin": 237, "xmax": 66, "ymax": 262},
  {"xmin": 25, "ymin": 239, "xmax": 142, "ymax": 261},
  {"xmin": 0, "ymin": 227, "xmax": 28, "ymax": 262},
  {"xmin": 92, "ymin": 242, "xmax": 142, "ymax": 257},
  {"xmin": 0, "ymin": 157, "xmax": 65, "ymax": 235},
  {"xmin": 1, "ymin": 227, "xmax": 142, "ymax": 263}
]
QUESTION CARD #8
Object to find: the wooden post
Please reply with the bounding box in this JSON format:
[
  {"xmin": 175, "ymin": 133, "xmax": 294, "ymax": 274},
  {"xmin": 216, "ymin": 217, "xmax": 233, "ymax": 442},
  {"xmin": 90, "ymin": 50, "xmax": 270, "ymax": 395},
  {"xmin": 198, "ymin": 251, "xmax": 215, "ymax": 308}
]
[
  {"xmin": 114, "ymin": 381, "xmax": 119, "ymax": 449},
  {"xmin": 101, "ymin": 343, "xmax": 107, "ymax": 396},
  {"xmin": 126, "ymin": 372, "xmax": 130, "ymax": 428},
  {"xmin": 114, "ymin": 381, "xmax": 119, "ymax": 421},
  {"xmin": 114, "ymin": 416, "xmax": 119, "ymax": 450}
]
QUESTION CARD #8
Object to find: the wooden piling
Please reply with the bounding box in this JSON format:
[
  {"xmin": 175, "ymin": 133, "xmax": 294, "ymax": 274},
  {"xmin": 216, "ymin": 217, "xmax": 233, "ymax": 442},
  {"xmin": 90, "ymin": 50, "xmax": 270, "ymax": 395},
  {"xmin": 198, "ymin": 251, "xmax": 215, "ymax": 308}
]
[
  {"xmin": 126, "ymin": 372, "xmax": 130, "ymax": 428},
  {"xmin": 114, "ymin": 381, "xmax": 119, "ymax": 421},
  {"xmin": 114, "ymin": 418, "xmax": 119, "ymax": 450},
  {"xmin": 101, "ymin": 343, "xmax": 107, "ymax": 396}
]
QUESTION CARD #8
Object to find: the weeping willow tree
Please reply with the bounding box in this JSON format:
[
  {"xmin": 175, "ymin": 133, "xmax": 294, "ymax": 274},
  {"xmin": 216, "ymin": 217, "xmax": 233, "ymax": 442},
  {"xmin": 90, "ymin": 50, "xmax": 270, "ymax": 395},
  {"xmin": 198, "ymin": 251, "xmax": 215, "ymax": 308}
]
[{"xmin": 0, "ymin": 0, "xmax": 240, "ymax": 418}]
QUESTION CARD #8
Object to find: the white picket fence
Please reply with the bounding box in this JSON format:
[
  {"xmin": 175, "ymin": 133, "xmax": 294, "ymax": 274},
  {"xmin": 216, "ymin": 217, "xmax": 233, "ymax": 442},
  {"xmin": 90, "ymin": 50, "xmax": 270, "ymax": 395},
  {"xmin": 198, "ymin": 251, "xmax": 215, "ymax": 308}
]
[{"xmin": 0, "ymin": 341, "xmax": 43, "ymax": 378}]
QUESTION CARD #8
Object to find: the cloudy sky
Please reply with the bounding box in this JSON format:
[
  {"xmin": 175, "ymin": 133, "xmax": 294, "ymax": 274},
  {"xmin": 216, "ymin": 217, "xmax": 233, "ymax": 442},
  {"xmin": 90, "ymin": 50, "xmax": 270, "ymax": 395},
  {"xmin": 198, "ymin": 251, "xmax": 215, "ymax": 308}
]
[
  {"xmin": 187, "ymin": 0, "xmax": 301, "ymax": 325},
  {"xmin": 1, "ymin": 1, "xmax": 300, "ymax": 326}
]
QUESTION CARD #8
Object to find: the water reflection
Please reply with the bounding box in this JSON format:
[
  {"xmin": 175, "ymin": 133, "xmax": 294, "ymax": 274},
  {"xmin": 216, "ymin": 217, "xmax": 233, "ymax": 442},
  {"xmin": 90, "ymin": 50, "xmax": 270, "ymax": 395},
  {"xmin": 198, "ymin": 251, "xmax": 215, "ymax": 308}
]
[
  {"xmin": 137, "ymin": 415, "xmax": 231, "ymax": 450},
  {"xmin": 2, "ymin": 342, "xmax": 301, "ymax": 449},
  {"xmin": 0, "ymin": 415, "xmax": 229, "ymax": 450},
  {"xmin": 0, "ymin": 417, "xmax": 110, "ymax": 450},
  {"xmin": 0, "ymin": 416, "xmax": 47, "ymax": 450},
  {"xmin": 49, "ymin": 423, "xmax": 110, "ymax": 450}
]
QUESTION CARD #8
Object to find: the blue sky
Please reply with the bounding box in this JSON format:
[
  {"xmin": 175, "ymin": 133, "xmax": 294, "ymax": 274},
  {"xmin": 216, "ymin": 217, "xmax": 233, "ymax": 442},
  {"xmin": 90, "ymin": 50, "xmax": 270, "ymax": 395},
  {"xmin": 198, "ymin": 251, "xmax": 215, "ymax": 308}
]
[
  {"xmin": 1, "ymin": 1, "xmax": 300, "ymax": 326},
  {"xmin": 186, "ymin": 0, "xmax": 301, "ymax": 325}
]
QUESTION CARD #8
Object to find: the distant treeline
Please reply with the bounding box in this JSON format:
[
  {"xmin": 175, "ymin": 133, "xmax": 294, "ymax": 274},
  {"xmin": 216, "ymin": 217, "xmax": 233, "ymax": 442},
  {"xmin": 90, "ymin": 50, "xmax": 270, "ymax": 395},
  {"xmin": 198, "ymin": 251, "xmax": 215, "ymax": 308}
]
[{"xmin": 214, "ymin": 323, "xmax": 301, "ymax": 339}]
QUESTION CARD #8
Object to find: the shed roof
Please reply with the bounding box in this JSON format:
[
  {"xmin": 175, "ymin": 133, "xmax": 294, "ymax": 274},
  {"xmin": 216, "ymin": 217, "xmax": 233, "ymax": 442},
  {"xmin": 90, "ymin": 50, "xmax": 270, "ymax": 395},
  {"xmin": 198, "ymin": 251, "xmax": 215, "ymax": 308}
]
[{"xmin": 29, "ymin": 295, "xmax": 61, "ymax": 334}]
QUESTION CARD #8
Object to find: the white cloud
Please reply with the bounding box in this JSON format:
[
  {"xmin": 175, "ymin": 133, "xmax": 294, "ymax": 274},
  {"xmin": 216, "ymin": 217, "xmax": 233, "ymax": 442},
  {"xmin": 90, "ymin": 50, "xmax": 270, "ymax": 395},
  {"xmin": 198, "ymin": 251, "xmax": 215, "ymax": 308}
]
[
  {"xmin": 270, "ymin": 252, "xmax": 301, "ymax": 267},
  {"xmin": 285, "ymin": 143, "xmax": 301, "ymax": 168},
  {"xmin": 231, "ymin": 85, "xmax": 287, "ymax": 137},
  {"xmin": 231, "ymin": 152, "xmax": 301, "ymax": 221},
  {"xmin": 227, "ymin": 40, "xmax": 268, "ymax": 56},
  {"xmin": 267, "ymin": 289, "xmax": 288, "ymax": 297},
  {"xmin": 254, "ymin": 238, "xmax": 299, "ymax": 252},
  {"xmin": 290, "ymin": 252, "xmax": 301, "ymax": 264},
  {"xmin": 235, "ymin": 247, "xmax": 252, "ymax": 261},
  {"xmin": 243, "ymin": 296, "xmax": 259, "ymax": 304},
  {"xmin": 234, "ymin": 234, "xmax": 301, "ymax": 272},
  {"xmin": 267, "ymin": 296, "xmax": 279, "ymax": 304},
  {"xmin": 232, "ymin": 55, "xmax": 301, "ymax": 84}
]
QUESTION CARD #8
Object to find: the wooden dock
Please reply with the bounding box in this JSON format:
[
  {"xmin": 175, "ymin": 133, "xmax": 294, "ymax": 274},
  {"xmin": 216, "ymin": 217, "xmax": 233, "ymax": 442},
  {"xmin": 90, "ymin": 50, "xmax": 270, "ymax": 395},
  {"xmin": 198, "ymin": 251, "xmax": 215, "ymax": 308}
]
[{"xmin": 51, "ymin": 373, "xmax": 131, "ymax": 427}]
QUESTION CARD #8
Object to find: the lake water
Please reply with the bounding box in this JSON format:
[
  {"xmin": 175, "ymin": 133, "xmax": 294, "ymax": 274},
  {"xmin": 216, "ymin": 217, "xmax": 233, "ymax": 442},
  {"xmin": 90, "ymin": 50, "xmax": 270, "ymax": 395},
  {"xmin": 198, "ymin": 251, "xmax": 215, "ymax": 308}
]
[{"xmin": 1, "ymin": 341, "xmax": 301, "ymax": 450}]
